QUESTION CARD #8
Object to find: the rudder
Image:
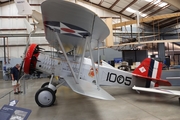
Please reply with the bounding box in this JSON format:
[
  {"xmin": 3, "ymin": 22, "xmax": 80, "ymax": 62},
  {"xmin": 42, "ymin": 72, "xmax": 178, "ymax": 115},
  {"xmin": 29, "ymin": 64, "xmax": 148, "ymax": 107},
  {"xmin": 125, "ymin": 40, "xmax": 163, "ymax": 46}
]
[{"xmin": 133, "ymin": 58, "xmax": 163, "ymax": 80}]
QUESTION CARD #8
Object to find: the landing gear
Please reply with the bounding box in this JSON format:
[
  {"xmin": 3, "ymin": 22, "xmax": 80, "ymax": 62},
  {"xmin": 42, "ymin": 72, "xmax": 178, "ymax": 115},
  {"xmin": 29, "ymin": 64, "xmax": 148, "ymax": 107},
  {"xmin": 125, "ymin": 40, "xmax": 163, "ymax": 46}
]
[
  {"xmin": 41, "ymin": 82, "xmax": 57, "ymax": 93},
  {"xmin": 35, "ymin": 74, "xmax": 61, "ymax": 107},
  {"xmin": 35, "ymin": 87, "xmax": 56, "ymax": 107},
  {"xmin": 41, "ymin": 82, "xmax": 50, "ymax": 88}
]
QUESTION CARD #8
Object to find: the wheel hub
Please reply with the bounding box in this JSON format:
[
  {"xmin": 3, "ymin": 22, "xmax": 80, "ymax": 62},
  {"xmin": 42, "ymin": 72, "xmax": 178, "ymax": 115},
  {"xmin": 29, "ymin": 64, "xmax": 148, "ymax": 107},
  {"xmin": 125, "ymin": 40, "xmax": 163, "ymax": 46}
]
[{"xmin": 38, "ymin": 90, "xmax": 53, "ymax": 105}]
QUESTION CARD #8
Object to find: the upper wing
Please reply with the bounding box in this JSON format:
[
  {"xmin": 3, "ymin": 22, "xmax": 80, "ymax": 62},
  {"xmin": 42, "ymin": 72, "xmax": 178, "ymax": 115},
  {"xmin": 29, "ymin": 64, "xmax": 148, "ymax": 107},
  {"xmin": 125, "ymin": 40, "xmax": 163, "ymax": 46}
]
[
  {"xmin": 133, "ymin": 86, "xmax": 180, "ymax": 96},
  {"xmin": 41, "ymin": 0, "xmax": 109, "ymax": 55}
]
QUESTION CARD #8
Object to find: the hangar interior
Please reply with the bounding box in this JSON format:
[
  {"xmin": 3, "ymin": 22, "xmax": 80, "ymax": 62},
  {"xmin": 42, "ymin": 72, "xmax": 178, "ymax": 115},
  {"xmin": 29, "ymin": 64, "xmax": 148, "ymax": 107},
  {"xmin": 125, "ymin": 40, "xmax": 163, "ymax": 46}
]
[{"xmin": 0, "ymin": 0, "xmax": 180, "ymax": 120}]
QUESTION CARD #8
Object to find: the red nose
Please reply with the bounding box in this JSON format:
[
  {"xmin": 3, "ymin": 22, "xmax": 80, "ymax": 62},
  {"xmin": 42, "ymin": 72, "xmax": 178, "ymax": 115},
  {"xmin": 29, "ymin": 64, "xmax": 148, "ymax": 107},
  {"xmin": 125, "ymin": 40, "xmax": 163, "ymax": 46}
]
[{"xmin": 24, "ymin": 44, "xmax": 40, "ymax": 74}]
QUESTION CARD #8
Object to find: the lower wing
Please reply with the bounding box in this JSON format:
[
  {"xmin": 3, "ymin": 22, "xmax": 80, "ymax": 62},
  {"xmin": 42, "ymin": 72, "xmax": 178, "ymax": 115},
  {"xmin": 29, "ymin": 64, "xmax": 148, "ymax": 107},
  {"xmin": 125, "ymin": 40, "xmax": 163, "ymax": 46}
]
[
  {"xmin": 133, "ymin": 86, "xmax": 180, "ymax": 96},
  {"xmin": 64, "ymin": 76, "xmax": 115, "ymax": 100}
]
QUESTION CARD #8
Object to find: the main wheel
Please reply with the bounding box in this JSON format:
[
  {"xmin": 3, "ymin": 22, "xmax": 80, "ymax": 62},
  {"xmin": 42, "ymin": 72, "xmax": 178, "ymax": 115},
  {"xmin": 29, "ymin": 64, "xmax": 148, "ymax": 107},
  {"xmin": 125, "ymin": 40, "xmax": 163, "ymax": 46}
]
[
  {"xmin": 41, "ymin": 82, "xmax": 49, "ymax": 88},
  {"xmin": 35, "ymin": 87, "xmax": 56, "ymax": 107}
]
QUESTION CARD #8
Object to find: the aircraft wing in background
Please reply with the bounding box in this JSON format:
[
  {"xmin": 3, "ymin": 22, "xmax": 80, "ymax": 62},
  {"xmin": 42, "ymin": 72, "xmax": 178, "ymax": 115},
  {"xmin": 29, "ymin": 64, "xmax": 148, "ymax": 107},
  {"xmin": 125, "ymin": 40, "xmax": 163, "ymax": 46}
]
[
  {"xmin": 14, "ymin": 0, "xmax": 32, "ymax": 15},
  {"xmin": 14, "ymin": 0, "xmax": 44, "ymax": 30}
]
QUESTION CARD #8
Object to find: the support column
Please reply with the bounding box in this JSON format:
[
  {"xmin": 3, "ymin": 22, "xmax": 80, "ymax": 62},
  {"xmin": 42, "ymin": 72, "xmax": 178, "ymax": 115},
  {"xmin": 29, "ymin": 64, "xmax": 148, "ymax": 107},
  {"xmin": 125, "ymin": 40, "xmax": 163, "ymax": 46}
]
[
  {"xmin": 158, "ymin": 43, "xmax": 165, "ymax": 62},
  {"xmin": 3, "ymin": 37, "xmax": 6, "ymax": 64},
  {"xmin": 105, "ymin": 18, "xmax": 113, "ymax": 47}
]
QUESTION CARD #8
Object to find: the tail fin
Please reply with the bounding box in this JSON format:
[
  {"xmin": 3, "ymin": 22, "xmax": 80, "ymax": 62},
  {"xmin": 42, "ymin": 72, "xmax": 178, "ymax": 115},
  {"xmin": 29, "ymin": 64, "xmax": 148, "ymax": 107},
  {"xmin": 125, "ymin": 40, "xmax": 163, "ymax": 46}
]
[
  {"xmin": 133, "ymin": 58, "xmax": 162, "ymax": 79},
  {"xmin": 14, "ymin": 0, "xmax": 32, "ymax": 15},
  {"xmin": 132, "ymin": 58, "xmax": 171, "ymax": 86}
]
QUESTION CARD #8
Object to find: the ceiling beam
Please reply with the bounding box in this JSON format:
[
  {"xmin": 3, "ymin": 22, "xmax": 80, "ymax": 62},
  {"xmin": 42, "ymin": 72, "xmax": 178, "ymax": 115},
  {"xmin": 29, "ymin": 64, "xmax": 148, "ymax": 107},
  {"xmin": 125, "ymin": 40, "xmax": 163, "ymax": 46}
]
[
  {"xmin": 0, "ymin": 33, "xmax": 45, "ymax": 37},
  {"xmin": 159, "ymin": 18, "xmax": 180, "ymax": 28},
  {"xmin": 113, "ymin": 12, "xmax": 180, "ymax": 28},
  {"xmin": 149, "ymin": 10, "xmax": 180, "ymax": 26},
  {"xmin": 162, "ymin": 0, "xmax": 180, "ymax": 9},
  {"xmin": 129, "ymin": 0, "xmax": 155, "ymax": 17},
  {"xmin": 78, "ymin": 0, "xmax": 133, "ymax": 20},
  {"xmin": 119, "ymin": 0, "xmax": 137, "ymax": 13},
  {"xmin": 0, "ymin": 16, "xmax": 32, "ymax": 18},
  {"xmin": 145, "ymin": 4, "xmax": 170, "ymax": 17},
  {"xmin": 0, "ymin": 0, "xmax": 13, "ymax": 7},
  {"xmin": 109, "ymin": 0, "xmax": 120, "ymax": 9},
  {"xmin": 98, "ymin": 0, "xmax": 103, "ymax": 5},
  {"xmin": 0, "ymin": 29, "xmax": 26, "ymax": 31},
  {"xmin": 141, "ymin": 1, "xmax": 162, "ymax": 13}
]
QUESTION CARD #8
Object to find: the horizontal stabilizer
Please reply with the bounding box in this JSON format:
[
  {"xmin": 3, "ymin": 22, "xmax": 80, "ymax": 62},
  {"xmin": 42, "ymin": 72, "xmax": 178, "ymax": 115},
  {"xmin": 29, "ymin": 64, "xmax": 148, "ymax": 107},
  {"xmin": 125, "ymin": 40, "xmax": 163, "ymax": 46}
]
[
  {"xmin": 133, "ymin": 75, "xmax": 171, "ymax": 86},
  {"xmin": 14, "ymin": 0, "xmax": 32, "ymax": 15},
  {"xmin": 133, "ymin": 86, "xmax": 180, "ymax": 96},
  {"xmin": 64, "ymin": 76, "xmax": 115, "ymax": 100}
]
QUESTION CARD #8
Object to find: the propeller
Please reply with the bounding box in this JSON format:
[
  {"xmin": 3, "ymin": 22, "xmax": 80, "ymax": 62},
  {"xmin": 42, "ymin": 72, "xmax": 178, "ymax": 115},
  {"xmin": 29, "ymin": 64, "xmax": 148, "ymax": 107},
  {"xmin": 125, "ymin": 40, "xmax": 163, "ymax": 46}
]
[{"xmin": 18, "ymin": 32, "xmax": 33, "ymax": 80}]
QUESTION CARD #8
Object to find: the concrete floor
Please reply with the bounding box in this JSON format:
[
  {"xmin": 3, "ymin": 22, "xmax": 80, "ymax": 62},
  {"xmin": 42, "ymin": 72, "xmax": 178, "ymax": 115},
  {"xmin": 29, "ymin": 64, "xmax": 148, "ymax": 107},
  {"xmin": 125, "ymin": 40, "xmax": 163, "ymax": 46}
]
[{"xmin": 0, "ymin": 78, "xmax": 180, "ymax": 120}]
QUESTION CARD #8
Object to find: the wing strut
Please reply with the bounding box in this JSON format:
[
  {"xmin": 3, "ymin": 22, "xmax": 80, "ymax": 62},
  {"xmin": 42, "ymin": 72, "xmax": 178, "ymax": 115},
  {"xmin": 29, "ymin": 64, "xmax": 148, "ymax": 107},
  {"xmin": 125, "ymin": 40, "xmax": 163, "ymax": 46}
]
[
  {"xmin": 97, "ymin": 39, "xmax": 100, "ymax": 88},
  {"xmin": 87, "ymin": 39, "xmax": 100, "ymax": 90},
  {"xmin": 77, "ymin": 37, "xmax": 89, "ymax": 81},
  {"xmin": 55, "ymin": 32, "xmax": 78, "ymax": 84}
]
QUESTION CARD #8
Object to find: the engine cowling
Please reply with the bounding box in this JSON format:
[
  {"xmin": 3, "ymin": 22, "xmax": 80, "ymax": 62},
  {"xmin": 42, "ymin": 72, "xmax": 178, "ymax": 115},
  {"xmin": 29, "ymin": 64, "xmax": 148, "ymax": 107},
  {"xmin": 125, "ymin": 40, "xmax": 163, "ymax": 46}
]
[
  {"xmin": 24, "ymin": 44, "xmax": 40, "ymax": 74},
  {"xmin": 24, "ymin": 44, "xmax": 62, "ymax": 76}
]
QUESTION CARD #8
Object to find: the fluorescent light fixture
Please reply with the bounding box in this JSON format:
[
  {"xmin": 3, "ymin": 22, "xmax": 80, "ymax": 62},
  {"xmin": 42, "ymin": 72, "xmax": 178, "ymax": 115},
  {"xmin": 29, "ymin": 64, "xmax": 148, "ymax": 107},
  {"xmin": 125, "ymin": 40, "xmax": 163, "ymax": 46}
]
[
  {"xmin": 159, "ymin": 2, "xmax": 168, "ymax": 7},
  {"xmin": 126, "ymin": 7, "xmax": 147, "ymax": 17},
  {"xmin": 153, "ymin": 0, "xmax": 161, "ymax": 4},
  {"xmin": 126, "ymin": 7, "xmax": 136, "ymax": 13},
  {"xmin": 140, "ymin": 13, "xmax": 147, "ymax": 17},
  {"xmin": 144, "ymin": 0, "xmax": 153, "ymax": 2}
]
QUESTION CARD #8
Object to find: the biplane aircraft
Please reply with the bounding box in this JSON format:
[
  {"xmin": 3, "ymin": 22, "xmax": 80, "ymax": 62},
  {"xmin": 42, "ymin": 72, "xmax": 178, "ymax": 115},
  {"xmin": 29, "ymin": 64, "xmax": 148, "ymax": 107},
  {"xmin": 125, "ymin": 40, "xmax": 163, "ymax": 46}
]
[{"xmin": 15, "ymin": 0, "xmax": 171, "ymax": 107}]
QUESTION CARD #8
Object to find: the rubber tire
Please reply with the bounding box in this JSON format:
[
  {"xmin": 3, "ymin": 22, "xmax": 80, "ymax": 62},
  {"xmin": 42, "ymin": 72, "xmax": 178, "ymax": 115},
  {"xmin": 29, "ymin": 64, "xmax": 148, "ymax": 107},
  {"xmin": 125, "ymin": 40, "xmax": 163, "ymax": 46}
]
[
  {"xmin": 41, "ymin": 82, "xmax": 49, "ymax": 88},
  {"xmin": 35, "ymin": 87, "xmax": 56, "ymax": 107},
  {"xmin": 41, "ymin": 82, "xmax": 57, "ymax": 93}
]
